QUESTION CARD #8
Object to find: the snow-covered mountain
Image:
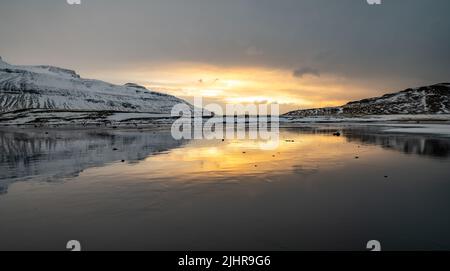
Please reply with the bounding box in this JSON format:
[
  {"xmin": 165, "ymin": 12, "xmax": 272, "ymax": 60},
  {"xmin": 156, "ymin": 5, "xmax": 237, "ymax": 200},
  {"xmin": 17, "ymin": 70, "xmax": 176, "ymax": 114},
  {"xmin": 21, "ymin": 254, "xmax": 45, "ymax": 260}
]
[
  {"xmin": 0, "ymin": 56, "xmax": 188, "ymax": 114},
  {"xmin": 284, "ymin": 83, "xmax": 450, "ymax": 117}
]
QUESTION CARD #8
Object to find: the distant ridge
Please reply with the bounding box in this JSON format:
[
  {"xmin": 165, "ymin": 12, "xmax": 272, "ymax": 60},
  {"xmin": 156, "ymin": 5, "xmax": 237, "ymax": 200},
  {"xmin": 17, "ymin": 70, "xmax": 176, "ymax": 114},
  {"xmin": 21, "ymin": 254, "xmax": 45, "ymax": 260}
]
[{"xmin": 284, "ymin": 83, "xmax": 450, "ymax": 117}]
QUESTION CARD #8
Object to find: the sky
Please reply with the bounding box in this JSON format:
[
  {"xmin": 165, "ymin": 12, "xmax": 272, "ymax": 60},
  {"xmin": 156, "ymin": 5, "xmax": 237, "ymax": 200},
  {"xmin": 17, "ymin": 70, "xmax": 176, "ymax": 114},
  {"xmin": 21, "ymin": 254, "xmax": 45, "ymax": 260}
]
[{"xmin": 0, "ymin": 0, "xmax": 449, "ymax": 113}]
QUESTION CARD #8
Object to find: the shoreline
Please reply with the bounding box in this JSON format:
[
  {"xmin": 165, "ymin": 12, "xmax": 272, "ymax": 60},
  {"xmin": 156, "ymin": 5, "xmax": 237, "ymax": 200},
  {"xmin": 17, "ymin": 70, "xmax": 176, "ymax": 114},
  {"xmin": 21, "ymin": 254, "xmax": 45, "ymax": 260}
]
[{"xmin": 1, "ymin": 110, "xmax": 450, "ymax": 137}]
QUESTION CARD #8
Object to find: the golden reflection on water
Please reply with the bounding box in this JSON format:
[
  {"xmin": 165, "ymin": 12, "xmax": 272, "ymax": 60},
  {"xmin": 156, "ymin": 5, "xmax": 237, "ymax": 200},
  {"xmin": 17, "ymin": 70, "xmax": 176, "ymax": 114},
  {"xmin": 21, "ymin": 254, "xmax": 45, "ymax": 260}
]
[{"xmin": 97, "ymin": 130, "xmax": 370, "ymax": 181}]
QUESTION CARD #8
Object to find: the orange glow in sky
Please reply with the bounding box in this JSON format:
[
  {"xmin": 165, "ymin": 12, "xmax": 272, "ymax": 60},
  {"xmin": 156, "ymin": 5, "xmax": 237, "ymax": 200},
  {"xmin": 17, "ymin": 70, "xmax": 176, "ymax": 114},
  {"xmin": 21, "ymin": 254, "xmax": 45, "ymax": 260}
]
[{"xmin": 88, "ymin": 62, "xmax": 375, "ymax": 114}]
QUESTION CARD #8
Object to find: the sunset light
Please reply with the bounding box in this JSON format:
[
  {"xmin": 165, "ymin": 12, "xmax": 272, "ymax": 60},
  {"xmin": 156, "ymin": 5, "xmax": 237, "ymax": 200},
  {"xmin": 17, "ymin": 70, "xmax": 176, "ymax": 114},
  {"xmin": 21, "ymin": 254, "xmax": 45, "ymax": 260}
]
[{"xmin": 87, "ymin": 63, "xmax": 365, "ymax": 113}]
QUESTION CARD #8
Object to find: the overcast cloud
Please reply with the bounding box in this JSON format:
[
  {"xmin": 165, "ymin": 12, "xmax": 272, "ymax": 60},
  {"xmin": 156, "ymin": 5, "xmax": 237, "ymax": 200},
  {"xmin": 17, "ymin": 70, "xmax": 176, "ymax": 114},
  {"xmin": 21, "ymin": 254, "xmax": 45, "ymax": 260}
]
[{"xmin": 0, "ymin": 0, "xmax": 449, "ymax": 111}]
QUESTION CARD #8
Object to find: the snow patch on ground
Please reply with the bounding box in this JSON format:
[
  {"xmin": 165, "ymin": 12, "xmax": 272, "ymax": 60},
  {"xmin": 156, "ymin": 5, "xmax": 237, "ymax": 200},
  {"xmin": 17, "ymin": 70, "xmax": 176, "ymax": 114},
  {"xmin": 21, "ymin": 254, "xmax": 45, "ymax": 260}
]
[
  {"xmin": 281, "ymin": 114, "xmax": 450, "ymax": 123},
  {"xmin": 375, "ymin": 124, "xmax": 450, "ymax": 136},
  {"xmin": 280, "ymin": 114, "xmax": 450, "ymax": 136}
]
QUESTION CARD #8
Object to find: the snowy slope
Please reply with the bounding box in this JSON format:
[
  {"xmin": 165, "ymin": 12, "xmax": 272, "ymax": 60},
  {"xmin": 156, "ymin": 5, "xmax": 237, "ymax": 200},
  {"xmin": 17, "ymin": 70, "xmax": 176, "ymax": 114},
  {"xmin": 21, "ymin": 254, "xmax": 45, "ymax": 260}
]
[
  {"xmin": 0, "ymin": 56, "xmax": 188, "ymax": 114},
  {"xmin": 284, "ymin": 83, "xmax": 450, "ymax": 117}
]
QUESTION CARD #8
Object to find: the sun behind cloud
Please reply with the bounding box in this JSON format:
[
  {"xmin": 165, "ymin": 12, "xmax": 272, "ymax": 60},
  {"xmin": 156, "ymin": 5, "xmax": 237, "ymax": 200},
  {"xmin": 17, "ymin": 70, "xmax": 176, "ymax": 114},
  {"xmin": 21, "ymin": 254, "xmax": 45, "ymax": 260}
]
[{"xmin": 88, "ymin": 62, "xmax": 374, "ymax": 114}]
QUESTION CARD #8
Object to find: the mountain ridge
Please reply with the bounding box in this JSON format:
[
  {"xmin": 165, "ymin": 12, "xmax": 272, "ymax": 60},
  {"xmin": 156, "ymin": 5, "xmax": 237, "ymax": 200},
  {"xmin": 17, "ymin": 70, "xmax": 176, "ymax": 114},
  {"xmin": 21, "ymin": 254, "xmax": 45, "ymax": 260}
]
[
  {"xmin": 0, "ymin": 57, "xmax": 188, "ymax": 114},
  {"xmin": 284, "ymin": 83, "xmax": 450, "ymax": 117}
]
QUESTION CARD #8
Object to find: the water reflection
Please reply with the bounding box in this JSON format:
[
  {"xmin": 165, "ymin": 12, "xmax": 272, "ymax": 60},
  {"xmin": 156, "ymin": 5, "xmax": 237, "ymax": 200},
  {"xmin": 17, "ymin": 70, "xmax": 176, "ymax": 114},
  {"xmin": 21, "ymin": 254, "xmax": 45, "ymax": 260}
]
[
  {"xmin": 1, "ymin": 126, "xmax": 450, "ymax": 194},
  {"xmin": 0, "ymin": 129, "xmax": 185, "ymax": 194},
  {"xmin": 343, "ymin": 129, "xmax": 450, "ymax": 158},
  {"xmin": 1, "ymin": 126, "xmax": 450, "ymax": 250}
]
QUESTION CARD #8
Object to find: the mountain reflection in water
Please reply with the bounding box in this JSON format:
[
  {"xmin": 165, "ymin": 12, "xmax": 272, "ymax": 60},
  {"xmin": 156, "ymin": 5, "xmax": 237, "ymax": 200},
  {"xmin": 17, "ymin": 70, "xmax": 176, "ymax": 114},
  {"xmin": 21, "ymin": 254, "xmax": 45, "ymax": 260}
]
[
  {"xmin": 0, "ymin": 129, "xmax": 186, "ymax": 194},
  {"xmin": 1, "ymin": 126, "xmax": 450, "ymax": 250},
  {"xmin": 1, "ymin": 126, "xmax": 449, "ymax": 194}
]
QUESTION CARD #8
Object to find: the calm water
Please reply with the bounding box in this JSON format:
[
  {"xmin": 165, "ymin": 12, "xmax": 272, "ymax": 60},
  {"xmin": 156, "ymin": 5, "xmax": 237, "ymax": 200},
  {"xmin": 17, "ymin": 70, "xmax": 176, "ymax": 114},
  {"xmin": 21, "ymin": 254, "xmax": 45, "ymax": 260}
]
[{"xmin": 0, "ymin": 126, "xmax": 450, "ymax": 251}]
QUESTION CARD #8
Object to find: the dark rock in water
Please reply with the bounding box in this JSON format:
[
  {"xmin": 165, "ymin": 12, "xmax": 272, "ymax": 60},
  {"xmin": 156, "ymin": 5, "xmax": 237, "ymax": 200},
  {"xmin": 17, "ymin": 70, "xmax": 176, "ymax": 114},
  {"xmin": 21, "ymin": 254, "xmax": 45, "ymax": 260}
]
[{"xmin": 333, "ymin": 132, "xmax": 341, "ymax": 136}]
